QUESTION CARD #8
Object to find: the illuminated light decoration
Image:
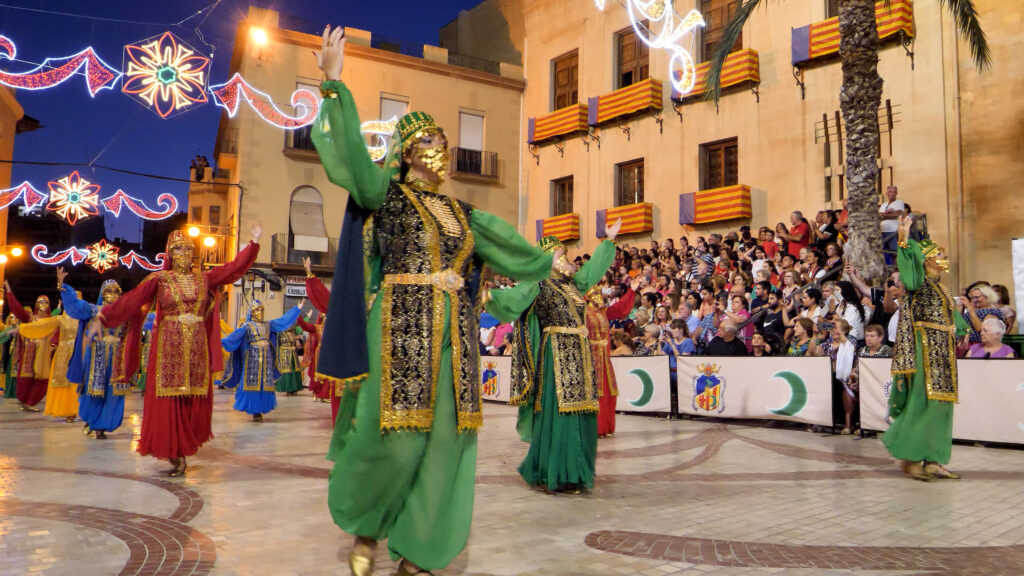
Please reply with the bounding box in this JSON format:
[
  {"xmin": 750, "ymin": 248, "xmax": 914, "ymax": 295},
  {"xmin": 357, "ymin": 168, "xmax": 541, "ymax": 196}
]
[
  {"xmin": 595, "ymin": 0, "xmax": 705, "ymax": 96},
  {"xmin": 0, "ymin": 35, "xmax": 121, "ymax": 97},
  {"xmin": 101, "ymin": 189, "xmax": 179, "ymax": 220},
  {"xmin": 122, "ymin": 31, "xmax": 210, "ymax": 118},
  {"xmin": 0, "ymin": 181, "xmax": 48, "ymax": 210},
  {"xmin": 31, "ymin": 244, "xmax": 87, "ymax": 266},
  {"xmin": 209, "ymin": 73, "xmax": 319, "ymax": 129},
  {"xmin": 120, "ymin": 250, "xmax": 165, "ymax": 271},
  {"xmin": 46, "ymin": 171, "xmax": 101, "ymax": 225},
  {"xmin": 84, "ymin": 239, "xmax": 121, "ymax": 273},
  {"xmin": 360, "ymin": 117, "xmax": 399, "ymax": 161}
]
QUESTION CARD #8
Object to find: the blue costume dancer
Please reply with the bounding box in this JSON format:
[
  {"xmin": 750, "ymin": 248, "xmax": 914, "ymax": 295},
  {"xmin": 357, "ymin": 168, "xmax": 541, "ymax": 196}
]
[
  {"xmin": 222, "ymin": 300, "xmax": 301, "ymax": 422},
  {"xmin": 61, "ymin": 279, "xmax": 127, "ymax": 439}
]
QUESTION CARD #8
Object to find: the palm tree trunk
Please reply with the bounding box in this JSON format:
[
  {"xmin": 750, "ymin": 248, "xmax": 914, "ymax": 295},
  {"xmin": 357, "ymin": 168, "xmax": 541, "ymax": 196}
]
[{"xmin": 838, "ymin": 0, "xmax": 886, "ymax": 284}]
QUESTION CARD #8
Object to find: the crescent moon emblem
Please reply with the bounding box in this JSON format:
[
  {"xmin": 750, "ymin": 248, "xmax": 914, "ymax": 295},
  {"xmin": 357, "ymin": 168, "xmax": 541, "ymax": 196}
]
[
  {"xmin": 767, "ymin": 370, "xmax": 808, "ymax": 416},
  {"xmin": 628, "ymin": 368, "xmax": 655, "ymax": 407}
]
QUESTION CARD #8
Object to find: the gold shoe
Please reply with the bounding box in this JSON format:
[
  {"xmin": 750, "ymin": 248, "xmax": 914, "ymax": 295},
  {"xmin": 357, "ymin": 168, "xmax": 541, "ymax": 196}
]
[
  {"xmin": 348, "ymin": 549, "xmax": 374, "ymax": 576},
  {"xmin": 925, "ymin": 463, "xmax": 961, "ymax": 480}
]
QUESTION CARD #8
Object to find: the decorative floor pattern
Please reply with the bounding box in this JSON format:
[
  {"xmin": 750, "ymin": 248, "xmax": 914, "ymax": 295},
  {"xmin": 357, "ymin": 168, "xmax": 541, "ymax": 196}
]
[{"xmin": 2, "ymin": 389, "xmax": 1024, "ymax": 575}]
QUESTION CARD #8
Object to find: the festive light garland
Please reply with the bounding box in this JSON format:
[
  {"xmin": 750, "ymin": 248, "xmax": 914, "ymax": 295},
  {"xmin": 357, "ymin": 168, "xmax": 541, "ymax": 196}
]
[
  {"xmin": 209, "ymin": 73, "xmax": 319, "ymax": 129},
  {"xmin": 32, "ymin": 244, "xmax": 166, "ymax": 272},
  {"xmin": 84, "ymin": 239, "xmax": 120, "ymax": 273},
  {"xmin": 360, "ymin": 117, "xmax": 399, "ymax": 161},
  {"xmin": 0, "ymin": 181, "xmax": 48, "ymax": 210},
  {"xmin": 46, "ymin": 171, "xmax": 101, "ymax": 225},
  {"xmin": 119, "ymin": 250, "xmax": 165, "ymax": 271},
  {"xmin": 595, "ymin": 0, "xmax": 705, "ymax": 95},
  {"xmin": 101, "ymin": 189, "xmax": 179, "ymax": 220},
  {"xmin": 122, "ymin": 31, "xmax": 210, "ymax": 118},
  {"xmin": 0, "ymin": 35, "xmax": 121, "ymax": 97}
]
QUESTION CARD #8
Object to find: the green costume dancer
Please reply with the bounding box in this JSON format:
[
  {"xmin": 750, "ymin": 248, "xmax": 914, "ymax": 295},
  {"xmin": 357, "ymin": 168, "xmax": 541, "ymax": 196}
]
[
  {"xmin": 1, "ymin": 313, "xmax": 18, "ymax": 398},
  {"xmin": 310, "ymin": 26, "xmax": 552, "ymax": 576},
  {"xmin": 883, "ymin": 215, "xmax": 968, "ymax": 481},
  {"xmin": 274, "ymin": 326, "xmax": 303, "ymax": 395},
  {"xmin": 486, "ymin": 231, "xmax": 618, "ymax": 493}
]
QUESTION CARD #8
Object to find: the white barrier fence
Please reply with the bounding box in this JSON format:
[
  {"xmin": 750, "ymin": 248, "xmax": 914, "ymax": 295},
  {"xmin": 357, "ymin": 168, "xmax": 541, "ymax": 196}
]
[
  {"xmin": 859, "ymin": 357, "xmax": 1024, "ymax": 445},
  {"xmin": 481, "ymin": 355, "xmax": 1024, "ymax": 446},
  {"xmin": 676, "ymin": 357, "xmax": 834, "ymax": 426}
]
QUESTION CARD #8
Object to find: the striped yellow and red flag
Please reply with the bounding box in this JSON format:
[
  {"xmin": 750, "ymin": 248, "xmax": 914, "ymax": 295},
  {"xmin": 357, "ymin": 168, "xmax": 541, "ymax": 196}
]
[
  {"xmin": 694, "ymin": 185, "xmax": 751, "ymax": 224},
  {"xmin": 529, "ymin": 103, "xmax": 589, "ymax": 144},
  {"xmin": 588, "ymin": 78, "xmax": 662, "ymax": 125},
  {"xmin": 541, "ymin": 213, "xmax": 581, "ymax": 242}
]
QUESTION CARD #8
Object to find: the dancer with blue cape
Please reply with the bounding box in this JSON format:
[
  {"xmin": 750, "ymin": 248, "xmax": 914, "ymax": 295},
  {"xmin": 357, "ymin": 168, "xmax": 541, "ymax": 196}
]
[
  {"xmin": 58, "ymin": 268, "xmax": 128, "ymax": 439},
  {"xmin": 310, "ymin": 26, "xmax": 553, "ymax": 576},
  {"xmin": 222, "ymin": 299, "xmax": 302, "ymax": 422}
]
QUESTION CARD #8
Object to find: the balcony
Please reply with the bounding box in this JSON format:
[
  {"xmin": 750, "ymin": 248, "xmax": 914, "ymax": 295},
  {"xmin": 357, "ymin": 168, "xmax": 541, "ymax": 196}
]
[
  {"xmin": 270, "ymin": 233, "xmax": 338, "ymax": 273},
  {"xmin": 449, "ymin": 147, "xmax": 499, "ymax": 182},
  {"xmin": 673, "ymin": 49, "xmax": 761, "ymax": 102},
  {"xmin": 527, "ymin": 103, "xmax": 589, "ymax": 145},
  {"xmin": 587, "ymin": 77, "xmax": 663, "ymax": 126},
  {"xmin": 678, "ymin": 185, "xmax": 752, "ymax": 225},
  {"xmin": 792, "ymin": 0, "xmax": 914, "ymax": 67},
  {"xmin": 535, "ymin": 213, "xmax": 581, "ymax": 242},
  {"xmin": 597, "ymin": 202, "xmax": 653, "ymax": 238},
  {"xmin": 283, "ymin": 125, "xmax": 320, "ymax": 162}
]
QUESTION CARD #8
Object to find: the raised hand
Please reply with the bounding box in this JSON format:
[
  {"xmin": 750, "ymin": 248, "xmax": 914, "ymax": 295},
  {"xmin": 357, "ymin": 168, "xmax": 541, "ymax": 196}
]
[
  {"xmin": 251, "ymin": 220, "xmax": 263, "ymax": 244},
  {"xmin": 605, "ymin": 218, "xmax": 623, "ymax": 242},
  {"xmin": 314, "ymin": 25, "xmax": 346, "ymax": 81},
  {"xmin": 303, "ymin": 257, "xmax": 312, "ymax": 276},
  {"xmin": 56, "ymin": 266, "xmax": 68, "ymax": 287}
]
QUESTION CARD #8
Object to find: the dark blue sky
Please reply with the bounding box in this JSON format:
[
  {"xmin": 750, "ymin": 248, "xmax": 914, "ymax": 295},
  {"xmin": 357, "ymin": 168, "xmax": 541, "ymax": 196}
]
[{"xmin": 5, "ymin": 0, "xmax": 482, "ymax": 241}]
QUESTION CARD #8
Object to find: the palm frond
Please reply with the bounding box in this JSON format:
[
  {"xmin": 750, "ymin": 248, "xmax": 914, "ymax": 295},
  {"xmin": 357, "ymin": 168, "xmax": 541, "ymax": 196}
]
[
  {"xmin": 702, "ymin": 0, "xmax": 763, "ymax": 103},
  {"xmin": 938, "ymin": 0, "xmax": 991, "ymax": 70}
]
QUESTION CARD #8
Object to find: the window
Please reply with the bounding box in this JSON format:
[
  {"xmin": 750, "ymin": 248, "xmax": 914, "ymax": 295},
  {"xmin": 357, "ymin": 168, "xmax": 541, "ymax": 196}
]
[
  {"xmin": 551, "ymin": 177, "xmax": 574, "ymax": 216},
  {"xmin": 380, "ymin": 95, "xmax": 408, "ymax": 122},
  {"xmin": 552, "ymin": 50, "xmax": 579, "ymax": 111},
  {"xmin": 458, "ymin": 111, "xmax": 484, "ymax": 151},
  {"xmin": 289, "ymin": 82, "xmax": 322, "ymax": 150},
  {"xmin": 616, "ymin": 26, "xmax": 649, "ymax": 89},
  {"xmin": 615, "ymin": 159, "xmax": 645, "ymax": 206},
  {"xmin": 209, "ymin": 206, "xmax": 221, "ymax": 227},
  {"xmin": 701, "ymin": 0, "xmax": 742, "ymax": 61},
  {"xmin": 289, "ymin": 186, "xmax": 328, "ymax": 256},
  {"xmin": 825, "ymin": 0, "xmax": 839, "ymax": 18},
  {"xmin": 192, "ymin": 206, "xmax": 203, "ymax": 223},
  {"xmin": 700, "ymin": 138, "xmax": 739, "ymax": 191}
]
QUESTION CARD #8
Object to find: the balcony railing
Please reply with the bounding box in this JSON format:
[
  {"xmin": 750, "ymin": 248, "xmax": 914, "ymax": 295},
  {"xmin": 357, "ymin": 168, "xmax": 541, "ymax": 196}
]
[
  {"xmin": 448, "ymin": 52, "xmax": 501, "ymax": 75},
  {"xmin": 271, "ymin": 233, "xmax": 338, "ymax": 268},
  {"xmin": 286, "ymin": 125, "xmax": 316, "ymax": 151},
  {"xmin": 450, "ymin": 147, "xmax": 498, "ymax": 179}
]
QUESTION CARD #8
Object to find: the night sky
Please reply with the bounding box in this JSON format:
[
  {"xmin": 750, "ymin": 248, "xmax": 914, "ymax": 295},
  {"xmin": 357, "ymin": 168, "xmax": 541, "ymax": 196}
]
[{"xmin": 4, "ymin": 0, "xmax": 483, "ymax": 241}]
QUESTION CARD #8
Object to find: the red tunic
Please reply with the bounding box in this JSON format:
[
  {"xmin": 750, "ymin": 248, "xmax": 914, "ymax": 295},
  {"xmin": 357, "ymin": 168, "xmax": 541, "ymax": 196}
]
[
  {"xmin": 101, "ymin": 242, "xmax": 259, "ymax": 460},
  {"xmin": 587, "ymin": 288, "xmax": 635, "ymax": 437},
  {"xmin": 5, "ymin": 292, "xmax": 50, "ymax": 406},
  {"xmin": 302, "ymin": 275, "xmax": 334, "ymax": 405}
]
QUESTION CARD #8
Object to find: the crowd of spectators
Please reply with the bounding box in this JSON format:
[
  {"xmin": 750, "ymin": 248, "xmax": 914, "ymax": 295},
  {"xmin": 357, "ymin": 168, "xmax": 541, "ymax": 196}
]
[{"xmin": 480, "ymin": 189, "xmax": 1018, "ymax": 432}]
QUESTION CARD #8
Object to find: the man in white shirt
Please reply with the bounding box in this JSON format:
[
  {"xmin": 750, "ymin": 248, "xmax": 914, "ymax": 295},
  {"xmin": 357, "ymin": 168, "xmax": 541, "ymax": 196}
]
[{"xmin": 879, "ymin": 185, "xmax": 905, "ymax": 265}]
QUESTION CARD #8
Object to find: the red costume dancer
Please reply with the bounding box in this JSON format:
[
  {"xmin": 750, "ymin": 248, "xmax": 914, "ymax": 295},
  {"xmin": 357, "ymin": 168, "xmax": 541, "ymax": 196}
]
[
  {"xmin": 585, "ymin": 281, "xmax": 637, "ymax": 437},
  {"xmin": 4, "ymin": 285, "xmax": 53, "ymax": 411},
  {"xmin": 300, "ymin": 257, "xmax": 332, "ymax": 407},
  {"xmin": 89, "ymin": 226, "xmax": 261, "ymax": 476}
]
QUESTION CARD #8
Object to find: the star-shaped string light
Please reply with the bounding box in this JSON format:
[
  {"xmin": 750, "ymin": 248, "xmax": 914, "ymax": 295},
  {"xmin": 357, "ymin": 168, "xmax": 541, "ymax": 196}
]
[
  {"xmin": 46, "ymin": 171, "xmax": 100, "ymax": 225},
  {"xmin": 122, "ymin": 31, "xmax": 209, "ymax": 118},
  {"xmin": 85, "ymin": 239, "xmax": 120, "ymax": 273}
]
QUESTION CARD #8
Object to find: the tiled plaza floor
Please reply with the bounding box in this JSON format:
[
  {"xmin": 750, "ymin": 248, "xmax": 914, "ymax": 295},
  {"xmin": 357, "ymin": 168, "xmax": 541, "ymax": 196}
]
[{"xmin": 2, "ymin": 390, "xmax": 1024, "ymax": 576}]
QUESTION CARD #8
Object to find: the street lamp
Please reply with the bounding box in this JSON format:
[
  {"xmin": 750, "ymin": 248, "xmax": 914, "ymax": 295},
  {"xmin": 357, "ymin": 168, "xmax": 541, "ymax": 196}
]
[
  {"xmin": 188, "ymin": 226, "xmax": 201, "ymax": 237},
  {"xmin": 203, "ymin": 236, "xmax": 216, "ymax": 248},
  {"xmin": 250, "ymin": 27, "xmax": 269, "ymax": 46}
]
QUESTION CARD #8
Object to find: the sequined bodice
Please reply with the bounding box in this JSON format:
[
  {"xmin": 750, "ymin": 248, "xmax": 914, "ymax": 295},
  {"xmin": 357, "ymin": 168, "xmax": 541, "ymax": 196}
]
[
  {"xmin": 376, "ymin": 184, "xmax": 473, "ymax": 275},
  {"xmin": 535, "ymin": 277, "xmax": 586, "ymax": 329}
]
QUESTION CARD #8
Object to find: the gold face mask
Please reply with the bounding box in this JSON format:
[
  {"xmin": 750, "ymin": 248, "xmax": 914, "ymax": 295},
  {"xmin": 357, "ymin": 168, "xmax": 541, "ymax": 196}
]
[
  {"xmin": 252, "ymin": 305, "xmax": 265, "ymax": 323},
  {"xmin": 414, "ymin": 140, "xmax": 449, "ymax": 180},
  {"xmin": 586, "ymin": 289, "xmax": 603, "ymax": 308},
  {"xmin": 102, "ymin": 289, "xmax": 120, "ymax": 305},
  {"xmin": 171, "ymin": 248, "xmax": 193, "ymax": 272}
]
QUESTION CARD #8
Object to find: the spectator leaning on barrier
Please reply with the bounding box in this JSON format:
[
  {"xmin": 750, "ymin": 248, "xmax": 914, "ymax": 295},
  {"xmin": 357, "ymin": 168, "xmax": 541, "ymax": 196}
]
[
  {"xmin": 966, "ymin": 317, "xmax": 1016, "ymax": 358},
  {"xmin": 785, "ymin": 317, "xmax": 818, "ymax": 357},
  {"xmin": 860, "ymin": 325, "xmax": 893, "ymax": 358},
  {"xmin": 704, "ymin": 319, "xmax": 748, "ymax": 357},
  {"xmin": 610, "ymin": 331, "xmax": 634, "ymax": 357}
]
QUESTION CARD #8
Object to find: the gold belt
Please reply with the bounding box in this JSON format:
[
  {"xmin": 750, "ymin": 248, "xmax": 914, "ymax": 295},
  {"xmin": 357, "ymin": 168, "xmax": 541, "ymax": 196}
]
[
  {"xmin": 591, "ymin": 338, "xmax": 608, "ymax": 345},
  {"xmin": 165, "ymin": 313, "xmax": 203, "ymax": 325},
  {"xmin": 543, "ymin": 326, "xmax": 588, "ymax": 336},
  {"xmin": 916, "ymin": 321, "xmax": 956, "ymax": 333},
  {"xmin": 100, "ymin": 335, "xmax": 120, "ymax": 344},
  {"xmin": 385, "ymin": 270, "xmax": 464, "ymax": 292}
]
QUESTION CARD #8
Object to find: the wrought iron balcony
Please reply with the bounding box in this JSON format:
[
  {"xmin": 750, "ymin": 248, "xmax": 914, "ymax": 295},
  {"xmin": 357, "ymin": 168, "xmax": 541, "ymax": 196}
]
[{"xmin": 450, "ymin": 147, "xmax": 498, "ymax": 180}]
